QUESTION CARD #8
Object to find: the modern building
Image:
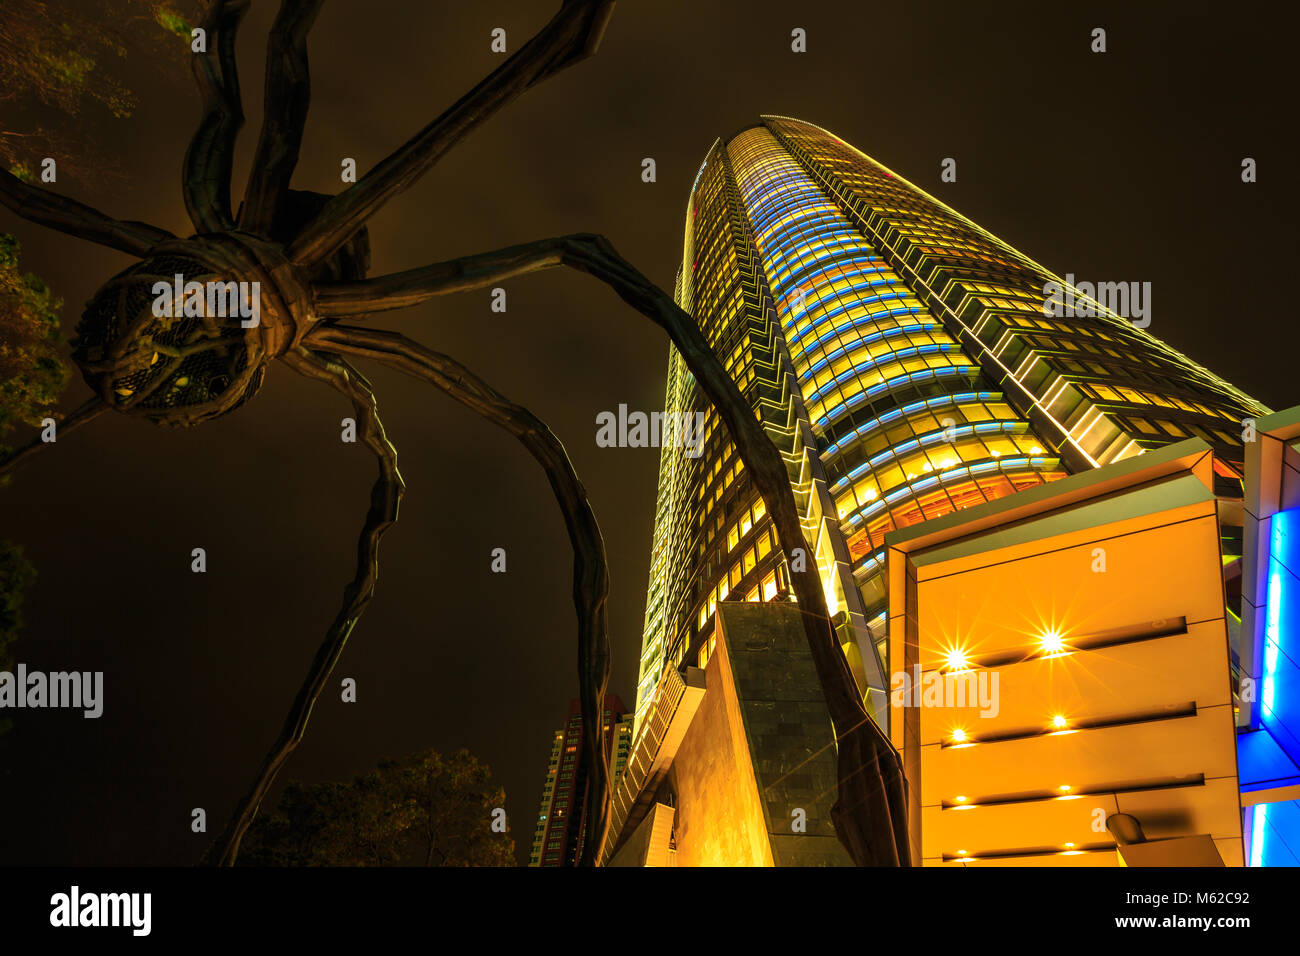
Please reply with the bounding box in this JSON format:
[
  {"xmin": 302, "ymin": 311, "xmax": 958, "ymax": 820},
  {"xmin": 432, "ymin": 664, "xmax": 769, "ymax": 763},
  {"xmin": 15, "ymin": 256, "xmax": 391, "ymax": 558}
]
[
  {"xmin": 528, "ymin": 694, "xmax": 631, "ymax": 867},
  {"xmin": 636, "ymin": 117, "xmax": 1264, "ymax": 737},
  {"xmin": 614, "ymin": 116, "xmax": 1281, "ymax": 866}
]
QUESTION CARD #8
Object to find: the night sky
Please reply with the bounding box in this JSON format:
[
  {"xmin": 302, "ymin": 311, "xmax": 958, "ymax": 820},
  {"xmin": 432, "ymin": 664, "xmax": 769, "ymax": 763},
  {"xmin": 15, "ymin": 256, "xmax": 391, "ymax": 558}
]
[{"xmin": 1, "ymin": 0, "xmax": 1294, "ymax": 865}]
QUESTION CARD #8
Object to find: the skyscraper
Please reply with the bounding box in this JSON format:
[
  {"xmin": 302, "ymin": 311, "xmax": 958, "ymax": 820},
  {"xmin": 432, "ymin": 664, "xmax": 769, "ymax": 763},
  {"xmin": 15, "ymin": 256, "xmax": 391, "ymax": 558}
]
[
  {"xmin": 635, "ymin": 116, "xmax": 1267, "ymax": 737},
  {"xmin": 528, "ymin": 694, "xmax": 632, "ymax": 867}
]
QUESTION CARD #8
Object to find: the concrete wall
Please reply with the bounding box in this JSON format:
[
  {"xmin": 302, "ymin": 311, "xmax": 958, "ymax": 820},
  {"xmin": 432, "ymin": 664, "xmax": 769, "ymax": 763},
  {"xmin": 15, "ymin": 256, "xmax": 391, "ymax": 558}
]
[
  {"xmin": 668, "ymin": 613, "xmax": 773, "ymax": 867},
  {"xmin": 668, "ymin": 601, "xmax": 853, "ymax": 866}
]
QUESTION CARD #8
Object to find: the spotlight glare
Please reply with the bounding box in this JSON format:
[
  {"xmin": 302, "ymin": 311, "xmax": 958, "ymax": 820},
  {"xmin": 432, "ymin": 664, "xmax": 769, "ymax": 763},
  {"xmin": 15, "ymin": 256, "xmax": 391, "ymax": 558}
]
[{"xmin": 1040, "ymin": 629, "xmax": 1067, "ymax": 655}]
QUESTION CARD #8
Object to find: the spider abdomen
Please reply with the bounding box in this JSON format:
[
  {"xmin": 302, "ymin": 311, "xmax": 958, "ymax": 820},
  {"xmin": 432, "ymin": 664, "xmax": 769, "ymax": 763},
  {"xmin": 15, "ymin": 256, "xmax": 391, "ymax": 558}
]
[{"xmin": 73, "ymin": 233, "xmax": 311, "ymax": 427}]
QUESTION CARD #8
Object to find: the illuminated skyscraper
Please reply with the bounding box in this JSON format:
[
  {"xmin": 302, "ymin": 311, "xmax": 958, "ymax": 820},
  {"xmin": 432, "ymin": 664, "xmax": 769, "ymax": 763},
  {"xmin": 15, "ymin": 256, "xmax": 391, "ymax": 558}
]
[
  {"xmin": 634, "ymin": 116, "xmax": 1267, "ymax": 737},
  {"xmin": 528, "ymin": 695, "xmax": 632, "ymax": 867}
]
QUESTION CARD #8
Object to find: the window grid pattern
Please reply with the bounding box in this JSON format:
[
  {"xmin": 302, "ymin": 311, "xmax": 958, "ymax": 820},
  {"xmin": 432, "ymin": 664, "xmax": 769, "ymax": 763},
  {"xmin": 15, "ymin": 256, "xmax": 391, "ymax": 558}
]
[
  {"xmin": 765, "ymin": 115, "xmax": 1266, "ymax": 478},
  {"xmin": 633, "ymin": 143, "xmax": 794, "ymax": 733},
  {"xmin": 727, "ymin": 127, "xmax": 1065, "ymax": 610}
]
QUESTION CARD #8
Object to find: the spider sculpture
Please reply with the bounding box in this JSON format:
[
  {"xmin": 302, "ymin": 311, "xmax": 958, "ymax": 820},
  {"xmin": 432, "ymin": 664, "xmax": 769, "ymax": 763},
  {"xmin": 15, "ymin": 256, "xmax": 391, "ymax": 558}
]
[{"xmin": 0, "ymin": 0, "xmax": 908, "ymax": 867}]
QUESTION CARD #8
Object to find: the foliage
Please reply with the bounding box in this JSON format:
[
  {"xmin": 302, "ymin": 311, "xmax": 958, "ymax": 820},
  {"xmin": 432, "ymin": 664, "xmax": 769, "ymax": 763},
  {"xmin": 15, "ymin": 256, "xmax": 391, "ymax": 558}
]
[
  {"xmin": 0, "ymin": 234, "xmax": 67, "ymax": 462},
  {"xmin": 237, "ymin": 748, "xmax": 516, "ymax": 867},
  {"xmin": 0, "ymin": 541, "xmax": 36, "ymax": 735},
  {"xmin": 0, "ymin": 233, "xmax": 62, "ymax": 737},
  {"xmin": 0, "ymin": 1, "xmax": 205, "ymax": 182},
  {"xmin": 0, "ymin": 541, "xmax": 34, "ymax": 667}
]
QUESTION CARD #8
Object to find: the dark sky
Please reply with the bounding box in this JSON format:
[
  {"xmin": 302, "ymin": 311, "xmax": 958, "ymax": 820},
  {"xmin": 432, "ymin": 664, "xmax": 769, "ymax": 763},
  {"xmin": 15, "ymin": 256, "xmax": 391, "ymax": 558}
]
[{"xmin": 1, "ymin": 0, "xmax": 1295, "ymax": 865}]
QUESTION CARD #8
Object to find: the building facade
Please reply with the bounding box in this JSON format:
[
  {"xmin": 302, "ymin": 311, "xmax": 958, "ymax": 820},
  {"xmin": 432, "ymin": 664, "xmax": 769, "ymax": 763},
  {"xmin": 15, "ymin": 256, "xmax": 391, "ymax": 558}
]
[
  {"xmin": 886, "ymin": 439, "xmax": 1245, "ymax": 865},
  {"xmin": 634, "ymin": 116, "xmax": 1267, "ymax": 740},
  {"xmin": 528, "ymin": 694, "xmax": 631, "ymax": 867}
]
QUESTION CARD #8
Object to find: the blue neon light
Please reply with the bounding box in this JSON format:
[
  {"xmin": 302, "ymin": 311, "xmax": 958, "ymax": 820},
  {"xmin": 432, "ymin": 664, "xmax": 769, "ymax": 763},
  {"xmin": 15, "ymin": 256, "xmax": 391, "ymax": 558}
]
[{"xmin": 1240, "ymin": 506, "xmax": 1300, "ymax": 866}]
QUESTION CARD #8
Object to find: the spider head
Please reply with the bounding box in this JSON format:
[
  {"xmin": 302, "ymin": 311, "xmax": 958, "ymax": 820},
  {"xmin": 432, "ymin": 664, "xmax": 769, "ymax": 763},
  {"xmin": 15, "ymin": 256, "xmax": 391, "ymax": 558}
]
[{"xmin": 73, "ymin": 237, "xmax": 304, "ymax": 426}]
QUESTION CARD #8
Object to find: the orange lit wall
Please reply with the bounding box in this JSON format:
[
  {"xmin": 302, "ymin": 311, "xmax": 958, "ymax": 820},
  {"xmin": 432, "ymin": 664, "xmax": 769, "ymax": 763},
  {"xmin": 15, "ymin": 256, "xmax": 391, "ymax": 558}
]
[
  {"xmin": 668, "ymin": 618, "xmax": 774, "ymax": 867},
  {"xmin": 887, "ymin": 440, "xmax": 1244, "ymax": 866}
]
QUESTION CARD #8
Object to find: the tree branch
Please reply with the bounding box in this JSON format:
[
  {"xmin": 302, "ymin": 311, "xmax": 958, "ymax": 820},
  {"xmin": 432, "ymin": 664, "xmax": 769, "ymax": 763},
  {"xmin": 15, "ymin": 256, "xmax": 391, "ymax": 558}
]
[
  {"xmin": 238, "ymin": 0, "xmax": 324, "ymax": 235},
  {"xmin": 209, "ymin": 345, "xmax": 404, "ymax": 866},
  {"xmin": 183, "ymin": 0, "xmax": 249, "ymax": 233},
  {"xmin": 287, "ymin": 0, "xmax": 615, "ymax": 268},
  {"xmin": 312, "ymin": 233, "xmax": 910, "ymax": 865},
  {"xmin": 0, "ymin": 397, "xmax": 108, "ymax": 483},
  {"xmin": 305, "ymin": 322, "xmax": 613, "ymax": 867},
  {"xmin": 0, "ymin": 169, "xmax": 174, "ymax": 257}
]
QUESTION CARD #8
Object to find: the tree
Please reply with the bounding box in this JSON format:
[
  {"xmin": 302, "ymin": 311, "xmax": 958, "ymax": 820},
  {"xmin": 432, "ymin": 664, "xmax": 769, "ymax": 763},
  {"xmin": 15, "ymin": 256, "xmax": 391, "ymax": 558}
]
[
  {"xmin": 1, "ymin": 0, "xmax": 202, "ymax": 468},
  {"xmin": 1, "ymin": 0, "xmax": 202, "ymax": 184},
  {"xmin": 0, "ymin": 234, "xmax": 61, "ymax": 739},
  {"xmin": 0, "ymin": 0, "xmax": 910, "ymax": 867},
  {"xmin": 0, "ymin": 233, "xmax": 67, "ymax": 460},
  {"xmin": 0, "ymin": 541, "xmax": 37, "ymax": 736},
  {"xmin": 236, "ymin": 749, "xmax": 514, "ymax": 867}
]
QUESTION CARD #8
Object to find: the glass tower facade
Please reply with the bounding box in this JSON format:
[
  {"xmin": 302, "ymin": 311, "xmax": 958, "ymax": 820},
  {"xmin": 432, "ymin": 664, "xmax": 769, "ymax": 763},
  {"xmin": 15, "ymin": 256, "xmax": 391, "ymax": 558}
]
[{"xmin": 633, "ymin": 116, "xmax": 1268, "ymax": 736}]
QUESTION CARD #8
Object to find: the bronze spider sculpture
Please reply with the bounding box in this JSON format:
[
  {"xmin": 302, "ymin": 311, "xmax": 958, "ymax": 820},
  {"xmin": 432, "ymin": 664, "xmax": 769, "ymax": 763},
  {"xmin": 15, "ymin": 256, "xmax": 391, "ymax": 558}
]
[{"xmin": 0, "ymin": 0, "xmax": 909, "ymax": 867}]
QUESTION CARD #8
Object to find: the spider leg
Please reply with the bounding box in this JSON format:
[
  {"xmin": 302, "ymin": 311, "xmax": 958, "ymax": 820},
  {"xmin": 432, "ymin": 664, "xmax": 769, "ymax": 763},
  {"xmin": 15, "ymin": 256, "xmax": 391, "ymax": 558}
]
[
  {"xmin": 311, "ymin": 234, "xmax": 909, "ymax": 865},
  {"xmin": 0, "ymin": 168, "xmax": 174, "ymax": 257},
  {"xmin": 304, "ymin": 322, "xmax": 613, "ymax": 867},
  {"xmin": 0, "ymin": 397, "xmax": 108, "ymax": 483},
  {"xmin": 313, "ymin": 237, "xmax": 574, "ymax": 317},
  {"xmin": 287, "ymin": 1, "xmax": 615, "ymax": 268},
  {"xmin": 238, "ymin": 1, "xmax": 325, "ymax": 235},
  {"xmin": 183, "ymin": 0, "xmax": 249, "ymax": 233},
  {"xmin": 208, "ymin": 344, "xmax": 404, "ymax": 866}
]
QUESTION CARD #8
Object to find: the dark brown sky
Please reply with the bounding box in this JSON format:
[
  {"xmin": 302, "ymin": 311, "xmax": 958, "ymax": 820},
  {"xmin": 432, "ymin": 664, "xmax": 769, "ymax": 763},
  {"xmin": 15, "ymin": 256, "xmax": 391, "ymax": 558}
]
[{"xmin": 1, "ymin": 0, "xmax": 1295, "ymax": 865}]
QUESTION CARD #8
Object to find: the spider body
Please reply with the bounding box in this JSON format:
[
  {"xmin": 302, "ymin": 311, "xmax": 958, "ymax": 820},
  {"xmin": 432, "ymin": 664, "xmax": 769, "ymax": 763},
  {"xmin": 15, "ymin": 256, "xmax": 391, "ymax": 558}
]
[
  {"xmin": 75, "ymin": 234, "xmax": 305, "ymax": 425},
  {"xmin": 73, "ymin": 188, "xmax": 370, "ymax": 427}
]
